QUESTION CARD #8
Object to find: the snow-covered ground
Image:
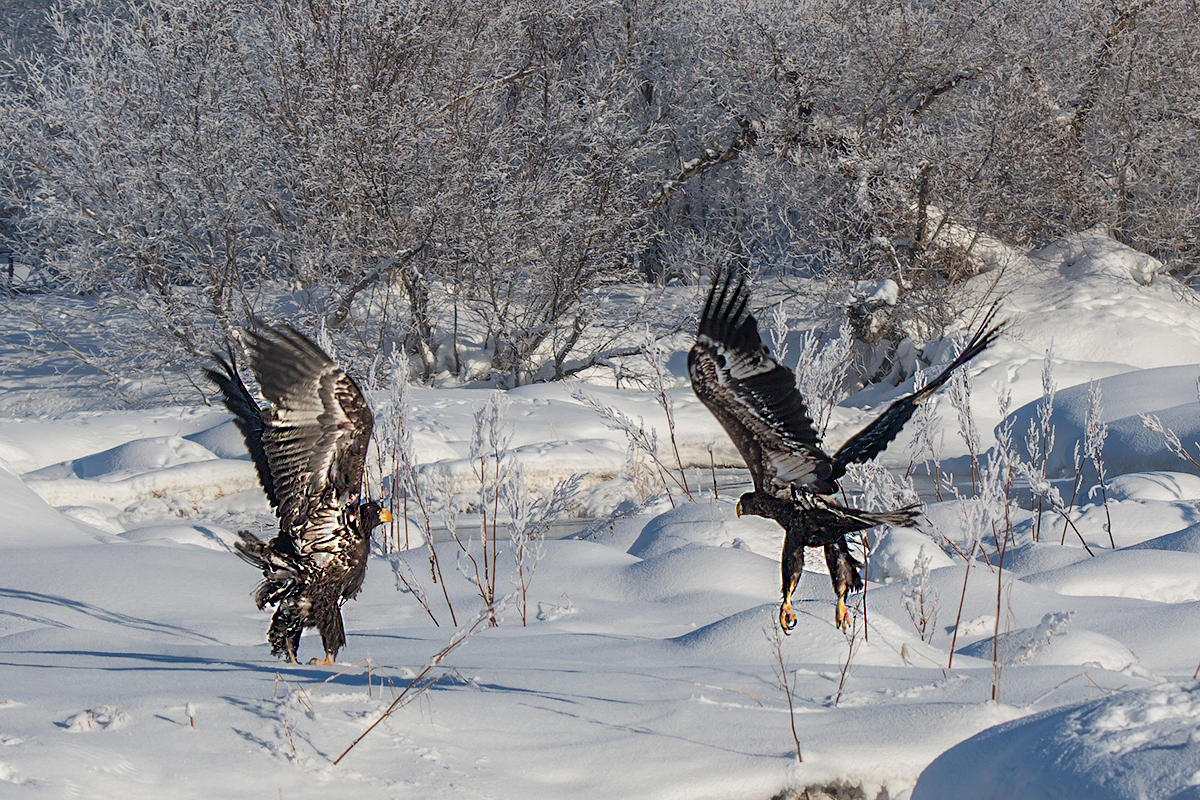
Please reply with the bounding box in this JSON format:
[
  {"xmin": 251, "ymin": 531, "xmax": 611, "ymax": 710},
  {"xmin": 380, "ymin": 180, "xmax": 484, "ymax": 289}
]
[{"xmin": 4, "ymin": 232, "xmax": 1200, "ymax": 799}]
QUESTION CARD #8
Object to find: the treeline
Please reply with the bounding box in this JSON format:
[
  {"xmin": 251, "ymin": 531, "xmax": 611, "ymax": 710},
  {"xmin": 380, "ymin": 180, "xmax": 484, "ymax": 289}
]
[{"xmin": 1, "ymin": 0, "xmax": 1196, "ymax": 387}]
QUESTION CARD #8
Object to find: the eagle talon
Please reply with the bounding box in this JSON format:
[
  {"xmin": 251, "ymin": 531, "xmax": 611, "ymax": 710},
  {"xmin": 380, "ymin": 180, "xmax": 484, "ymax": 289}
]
[
  {"xmin": 835, "ymin": 598, "xmax": 849, "ymax": 631},
  {"xmin": 780, "ymin": 604, "xmax": 797, "ymax": 634}
]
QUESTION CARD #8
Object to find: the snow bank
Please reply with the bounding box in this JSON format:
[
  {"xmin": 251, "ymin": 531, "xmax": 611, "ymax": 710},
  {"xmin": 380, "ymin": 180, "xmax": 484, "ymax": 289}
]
[
  {"xmin": 1005, "ymin": 367, "xmax": 1200, "ymax": 479},
  {"xmin": 1125, "ymin": 523, "xmax": 1200, "ymax": 555},
  {"xmin": 625, "ymin": 499, "xmax": 782, "ymax": 560},
  {"xmin": 955, "ymin": 612, "xmax": 1139, "ymax": 672},
  {"xmin": 985, "ymin": 229, "xmax": 1200, "ymax": 372},
  {"xmin": 5, "ymin": 229, "xmax": 1200, "ymax": 798},
  {"xmin": 913, "ymin": 681, "xmax": 1200, "ymax": 800},
  {"xmin": 1024, "ymin": 549, "xmax": 1200, "ymax": 604},
  {"xmin": 0, "ymin": 456, "xmax": 103, "ymax": 547}
]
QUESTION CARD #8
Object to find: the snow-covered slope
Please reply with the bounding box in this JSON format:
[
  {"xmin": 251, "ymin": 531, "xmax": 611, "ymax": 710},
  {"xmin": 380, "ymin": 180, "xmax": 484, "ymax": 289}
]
[{"xmin": 3, "ymin": 231, "xmax": 1200, "ymax": 799}]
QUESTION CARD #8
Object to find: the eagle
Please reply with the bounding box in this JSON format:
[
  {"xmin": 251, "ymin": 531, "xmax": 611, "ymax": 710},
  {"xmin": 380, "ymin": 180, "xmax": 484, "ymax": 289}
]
[
  {"xmin": 688, "ymin": 270, "xmax": 1001, "ymax": 632},
  {"xmin": 205, "ymin": 324, "xmax": 392, "ymax": 665}
]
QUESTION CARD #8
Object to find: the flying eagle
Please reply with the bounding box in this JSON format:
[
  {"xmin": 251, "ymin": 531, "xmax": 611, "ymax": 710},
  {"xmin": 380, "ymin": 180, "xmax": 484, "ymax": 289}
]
[
  {"xmin": 688, "ymin": 270, "xmax": 1001, "ymax": 631},
  {"xmin": 206, "ymin": 325, "xmax": 392, "ymax": 665}
]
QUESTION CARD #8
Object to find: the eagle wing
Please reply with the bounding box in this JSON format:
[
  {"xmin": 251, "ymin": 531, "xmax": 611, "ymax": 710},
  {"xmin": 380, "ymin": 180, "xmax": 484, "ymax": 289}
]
[
  {"xmin": 830, "ymin": 302, "xmax": 1003, "ymax": 480},
  {"xmin": 688, "ymin": 270, "xmax": 835, "ymax": 495},
  {"xmin": 245, "ymin": 324, "xmax": 375, "ymax": 535},
  {"xmin": 204, "ymin": 348, "xmax": 279, "ymax": 509}
]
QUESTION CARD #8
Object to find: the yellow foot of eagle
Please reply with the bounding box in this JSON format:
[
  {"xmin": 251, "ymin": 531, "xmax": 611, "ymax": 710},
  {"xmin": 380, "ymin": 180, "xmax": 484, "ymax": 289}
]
[
  {"xmin": 835, "ymin": 597, "xmax": 850, "ymax": 631},
  {"xmin": 779, "ymin": 602, "xmax": 797, "ymax": 634}
]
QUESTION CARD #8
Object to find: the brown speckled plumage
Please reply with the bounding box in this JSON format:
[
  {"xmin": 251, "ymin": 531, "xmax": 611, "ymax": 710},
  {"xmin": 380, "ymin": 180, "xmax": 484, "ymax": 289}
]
[{"xmin": 206, "ymin": 325, "xmax": 391, "ymax": 664}]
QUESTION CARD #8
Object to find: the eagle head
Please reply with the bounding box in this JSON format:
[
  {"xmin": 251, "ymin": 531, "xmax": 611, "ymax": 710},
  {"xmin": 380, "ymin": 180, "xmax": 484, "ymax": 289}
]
[
  {"xmin": 736, "ymin": 491, "xmax": 761, "ymax": 518},
  {"xmin": 359, "ymin": 500, "xmax": 394, "ymax": 532}
]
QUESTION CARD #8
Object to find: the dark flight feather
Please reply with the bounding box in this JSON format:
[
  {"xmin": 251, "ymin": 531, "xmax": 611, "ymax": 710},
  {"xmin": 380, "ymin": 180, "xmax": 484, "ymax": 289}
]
[
  {"xmin": 203, "ymin": 349, "xmax": 278, "ymax": 509},
  {"xmin": 828, "ymin": 301, "xmax": 1003, "ymax": 481},
  {"xmin": 688, "ymin": 270, "xmax": 835, "ymax": 495},
  {"xmin": 690, "ymin": 269, "xmax": 1003, "ymax": 496},
  {"xmin": 244, "ymin": 324, "xmax": 375, "ymax": 537}
]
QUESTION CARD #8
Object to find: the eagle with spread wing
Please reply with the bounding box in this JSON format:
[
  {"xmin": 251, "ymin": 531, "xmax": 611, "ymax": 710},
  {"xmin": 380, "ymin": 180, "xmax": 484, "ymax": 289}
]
[
  {"xmin": 689, "ymin": 270, "xmax": 1002, "ymax": 632},
  {"xmin": 206, "ymin": 325, "xmax": 391, "ymax": 665}
]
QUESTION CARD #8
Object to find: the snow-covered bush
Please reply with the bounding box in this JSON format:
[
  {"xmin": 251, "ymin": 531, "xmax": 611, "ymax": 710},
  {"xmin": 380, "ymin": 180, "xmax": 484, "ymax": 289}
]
[{"xmin": 4, "ymin": 0, "xmax": 1199, "ymax": 395}]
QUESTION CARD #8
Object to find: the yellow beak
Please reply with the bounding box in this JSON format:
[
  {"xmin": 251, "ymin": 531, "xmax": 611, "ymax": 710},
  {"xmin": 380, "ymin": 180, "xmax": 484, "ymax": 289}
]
[{"xmin": 379, "ymin": 508, "xmax": 394, "ymax": 523}]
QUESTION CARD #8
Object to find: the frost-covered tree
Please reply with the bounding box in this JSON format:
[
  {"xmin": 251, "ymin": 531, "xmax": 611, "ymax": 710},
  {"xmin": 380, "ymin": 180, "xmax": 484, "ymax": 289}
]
[
  {"xmin": 2, "ymin": 0, "xmax": 1198, "ymax": 395},
  {"xmin": 0, "ymin": 0, "xmax": 669, "ymax": 386},
  {"xmin": 648, "ymin": 0, "xmax": 1200, "ymax": 332}
]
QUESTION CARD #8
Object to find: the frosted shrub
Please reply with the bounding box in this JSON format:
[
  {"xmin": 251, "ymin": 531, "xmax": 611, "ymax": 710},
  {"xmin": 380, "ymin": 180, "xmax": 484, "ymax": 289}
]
[
  {"xmin": 902, "ymin": 547, "xmax": 940, "ymax": 644},
  {"xmin": 947, "ymin": 361, "xmax": 980, "ymax": 492},
  {"xmin": 946, "ymin": 427, "xmax": 1011, "ymax": 672},
  {"xmin": 904, "ymin": 364, "xmax": 945, "ymax": 498},
  {"xmin": 844, "ymin": 460, "xmax": 921, "ymax": 514},
  {"xmin": 377, "ymin": 350, "xmax": 456, "ymax": 626},
  {"xmin": 643, "ymin": 329, "xmax": 690, "ymax": 495},
  {"xmin": 769, "ymin": 301, "xmax": 791, "ymax": 364},
  {"xmin": 1140, "ymin": 378, "xmax": 1200, "ymax": 472},
  {"xmin": 794, "ymin": 320, "xmax": 855, "ymax": 437},
  {"xmin": 842, "ymin": 460, "xmax": 922, "ymax": 590},
  {"xmin": 1024, "ymin": 346, "xmax": 1057, "ymax": 541},
  {"xmin": 465, "ymin": 394, "xmax": 515, "ymax": 624},
  {"xmin": 949, "ymin": 443, "xmax": 1009, "ymax": 559},
  {"xmin": 1084, "ymin": 381, "xmax": 1114, "ymax": 548},
  {"xmin": 1013, "ymin": 359, "xmax": 1094, "ymax": 556},
  {"xmin": 505, "ymin": 464, "xmax": 581, "ymax": 626},
  {"xmin": 570, "ymin": 386, "xmax": 692, "ymax": 504},
  {"xmin": 766, "ymin": 619, "xmax": 803, "ymax": 763},
  {"xmin": 1016, "ymin": 457, "xmax": 1093, "ymax": 556}
]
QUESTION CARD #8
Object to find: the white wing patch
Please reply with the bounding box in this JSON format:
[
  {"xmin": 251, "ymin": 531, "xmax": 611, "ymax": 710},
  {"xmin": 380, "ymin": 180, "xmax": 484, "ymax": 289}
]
[
  {"xmin": 696, "ymin": 334, "xmax": 776, "ymax": 380},
  {"xmin": 768, "ymin": 450, "xmax": 825, "ymax": 486}
]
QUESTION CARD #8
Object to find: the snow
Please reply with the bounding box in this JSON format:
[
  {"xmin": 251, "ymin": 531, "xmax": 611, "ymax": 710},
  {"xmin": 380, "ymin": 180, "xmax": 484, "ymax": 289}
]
[
  {"xmin": 2, "ymin": 232, "xmax": 1200, "ymax": 798},
  {"xmin": 913, "ymin": 682, "xmax": 1200, "ymax": 800},
  {"xmin": 1006, "ymin": 367, "xmax": 1200, "ymax": 479}
]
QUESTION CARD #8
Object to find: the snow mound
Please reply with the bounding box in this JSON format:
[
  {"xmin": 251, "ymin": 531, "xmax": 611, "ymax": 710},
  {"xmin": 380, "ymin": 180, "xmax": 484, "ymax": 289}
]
[
  {"xmin": 23, "ymin": 459, "xmax": 260, "ymax": 508},
  {"xmin": 0, "ymin": 457, "xmax": 102, "ymax": 547},
  {"xmin": 185, "ymin": 421, "xmax": 252, "ymax": 459},
  {"xmin": 665, "ymin": 603, "xmax": 783, "ymax": 659},
  {"xmin": 913, "ymin": 681, "xmax": 1200, "ymax": 800},
  {"xmin": 62, "ymin": 706, "xmax": 131, "ymax": 733},
  {"xmin": 667, "ymin": 599, "xmax": 936, "ymax": 667},
  {"xmin": 1003, "ymin": 541, "xmax": 1094, "ymax": 577},
  {"xmin": 1106, "ymin": 472, "xmax": 1200, "ymax": 502},
  {"xmin": 618, "ymin": 542, "xmax": 775, "ymax": 604},
  {"xmin": 1125, "ymin": 523, "xmax": 1200, "ymax": 555},
  {"xmin": 1024, "ymin": 549, "xmax": 1200, "ymax": 604},
  {"xmin": 626, "ymin": 500, "xmax": 782, "ymax": 560},
  {"xmin": 0, "ymin": 760, "xmax": 25, "ymax": 785},
  {"xmin": 118, "ymin": 522, "xmax": 239, "ymax": 551},
  {"xmin": 985, "ymin": 229, "xmax": 1200, "ymax": 372},
  {"xmin": 956, "ymin": 612, "xmax": 1138, "ymax": 671},
  {"xmin": 868, "ymin": 529, "xmax": 954, "ymax": 584},
  {"xmin": 1041, "ymin": 226, "xmax": 1168, "ymax": 285},
  {"xmin": 1004, "ymin": 368, "xmax": 1200, "ymax": 480},
  {"xmin": 56, "ymin": 504, "xmax": 125, "ymax": 535},
  {"xmin": 31, "ymin": 434, "xmax": 219, "ymax": 480}
]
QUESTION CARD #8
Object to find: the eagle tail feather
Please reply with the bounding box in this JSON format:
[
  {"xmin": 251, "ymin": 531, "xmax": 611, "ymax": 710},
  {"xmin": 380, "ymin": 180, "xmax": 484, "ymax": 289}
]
[
  {"xmin": 839, "ymin": 503, "xmax": 922, "ymax": 530},
  {"xmin": 234, "ymin": 530, "xmax": 300, "ymax": 610}
]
